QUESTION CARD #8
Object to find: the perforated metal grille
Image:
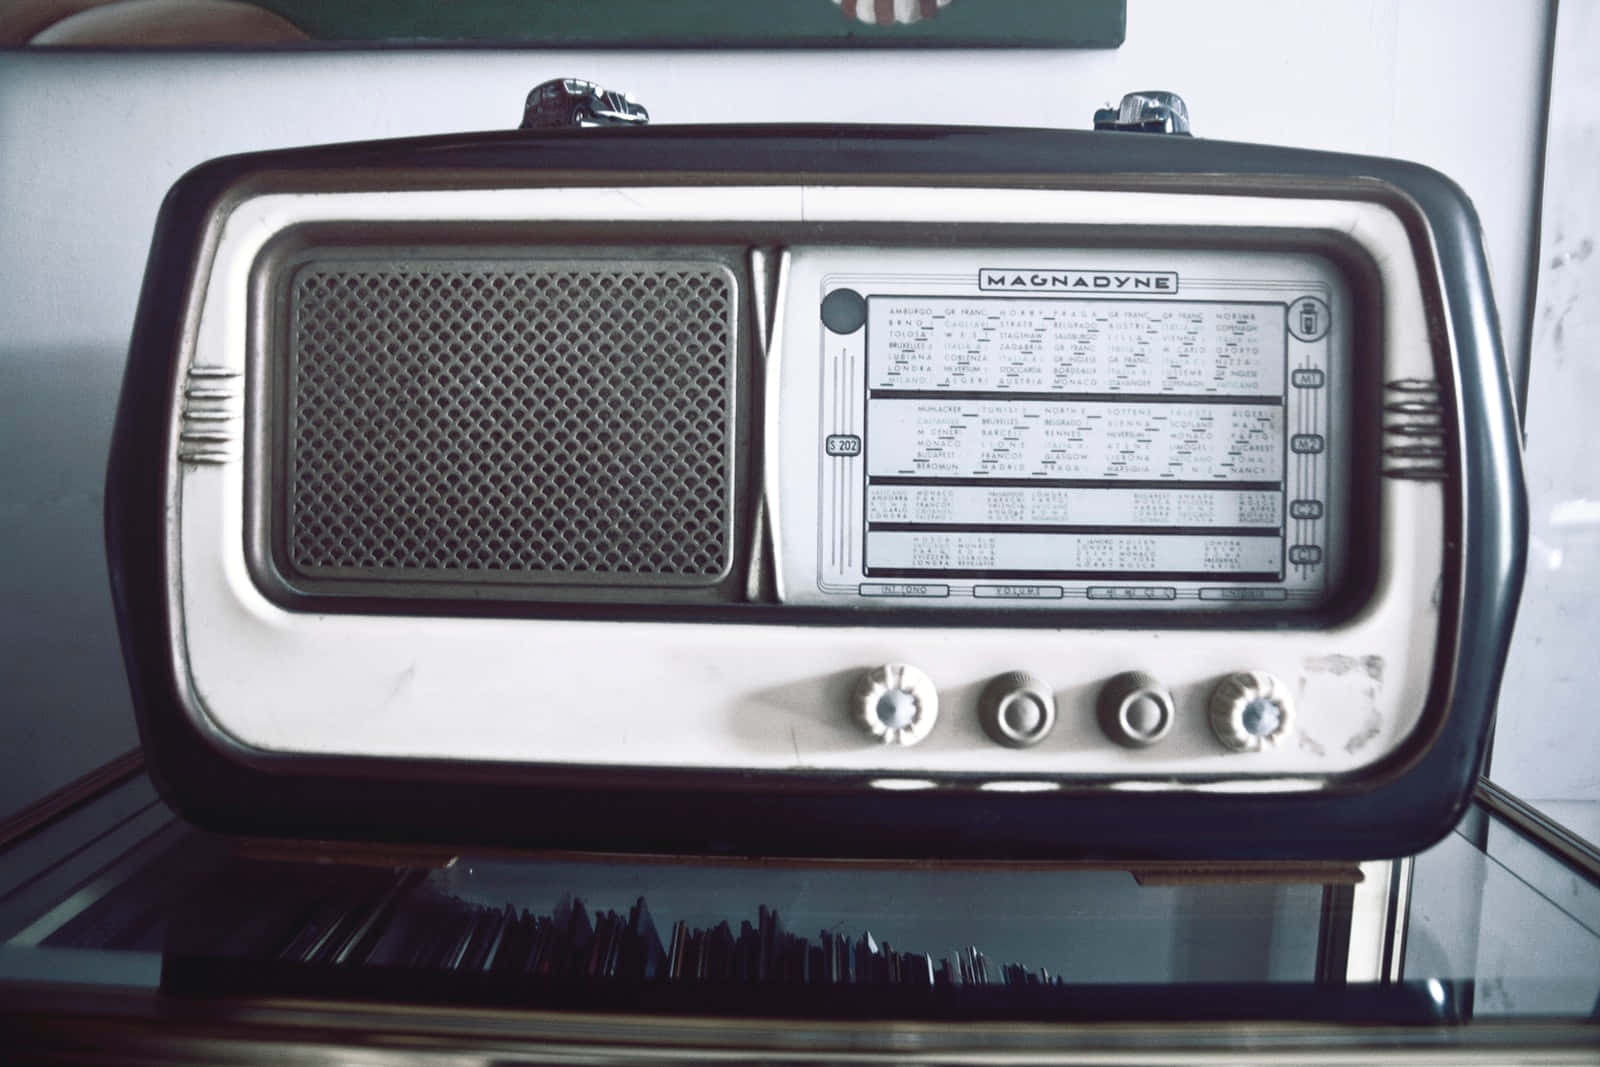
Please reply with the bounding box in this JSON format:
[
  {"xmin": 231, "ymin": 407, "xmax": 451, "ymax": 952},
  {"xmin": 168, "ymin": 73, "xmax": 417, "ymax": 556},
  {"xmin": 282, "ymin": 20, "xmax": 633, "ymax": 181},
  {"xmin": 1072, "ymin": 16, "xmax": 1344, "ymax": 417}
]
[{"xmin": 282, "ymin": 258, "xmax": 737, "ymax": 584}]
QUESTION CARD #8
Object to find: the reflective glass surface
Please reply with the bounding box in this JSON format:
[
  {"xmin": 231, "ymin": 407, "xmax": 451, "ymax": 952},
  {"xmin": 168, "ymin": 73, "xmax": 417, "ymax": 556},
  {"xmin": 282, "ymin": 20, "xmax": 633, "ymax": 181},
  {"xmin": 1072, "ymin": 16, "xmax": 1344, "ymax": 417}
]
[{"xmin": 1, "ymin": 774, "xmax": 1595, "ymax": 1058}]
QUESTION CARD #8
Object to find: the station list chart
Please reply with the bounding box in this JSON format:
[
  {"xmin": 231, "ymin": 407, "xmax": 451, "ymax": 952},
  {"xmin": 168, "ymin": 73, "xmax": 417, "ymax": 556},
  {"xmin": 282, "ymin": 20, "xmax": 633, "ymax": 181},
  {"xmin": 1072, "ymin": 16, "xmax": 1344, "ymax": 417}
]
[{"xmin": 858, "ymin": 295, "xmax": 1298, "ymax": 600}]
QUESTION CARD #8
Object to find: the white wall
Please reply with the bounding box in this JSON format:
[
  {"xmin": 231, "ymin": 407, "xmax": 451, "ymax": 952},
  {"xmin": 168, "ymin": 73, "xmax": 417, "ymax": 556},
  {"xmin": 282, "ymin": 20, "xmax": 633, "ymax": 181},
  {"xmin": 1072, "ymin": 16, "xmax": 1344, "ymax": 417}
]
[
  {"xmin": 0, "ymin": 0, "xmax": 1553, "ymax": 817},
  {"xmin": 1491, "ymin": 0, "xmax": 1600, "ymax": 843}
]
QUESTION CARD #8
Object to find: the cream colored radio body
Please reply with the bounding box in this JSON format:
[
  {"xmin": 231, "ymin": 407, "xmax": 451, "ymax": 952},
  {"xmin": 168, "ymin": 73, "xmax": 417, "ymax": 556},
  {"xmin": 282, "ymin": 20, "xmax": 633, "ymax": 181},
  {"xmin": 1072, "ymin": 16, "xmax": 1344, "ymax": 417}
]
[{"xmin": 105, "ymin": 125, "xmax": 1525, "ymax": 858}]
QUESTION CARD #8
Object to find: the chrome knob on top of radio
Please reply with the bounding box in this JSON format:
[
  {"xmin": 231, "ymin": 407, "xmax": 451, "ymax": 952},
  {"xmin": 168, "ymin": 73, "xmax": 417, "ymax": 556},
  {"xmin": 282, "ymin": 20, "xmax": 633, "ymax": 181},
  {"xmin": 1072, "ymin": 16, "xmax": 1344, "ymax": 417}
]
[
  {"xmin": 1208, "ymin": 672, "xmax": 1295, "ymax": 752},
  {"xmin": 852, "ymin": 665, "xmax": 939, "ymax": 746}
]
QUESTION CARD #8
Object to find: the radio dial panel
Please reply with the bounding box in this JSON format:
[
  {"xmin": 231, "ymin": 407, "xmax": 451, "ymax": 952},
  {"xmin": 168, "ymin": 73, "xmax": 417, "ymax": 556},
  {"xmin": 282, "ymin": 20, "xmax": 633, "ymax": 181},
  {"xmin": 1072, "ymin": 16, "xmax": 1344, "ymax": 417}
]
[{"xmin": 778, "ymin": 247, "xmax": 1354, "ymax": 615}]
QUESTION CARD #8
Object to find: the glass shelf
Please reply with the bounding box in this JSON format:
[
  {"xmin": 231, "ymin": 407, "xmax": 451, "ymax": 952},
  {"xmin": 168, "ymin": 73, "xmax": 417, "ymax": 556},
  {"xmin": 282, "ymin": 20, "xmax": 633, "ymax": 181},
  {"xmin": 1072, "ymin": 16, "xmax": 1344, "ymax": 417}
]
[{"xmin": 0, "ymin": 769, "xmax": 1594, "ymax": 1061}]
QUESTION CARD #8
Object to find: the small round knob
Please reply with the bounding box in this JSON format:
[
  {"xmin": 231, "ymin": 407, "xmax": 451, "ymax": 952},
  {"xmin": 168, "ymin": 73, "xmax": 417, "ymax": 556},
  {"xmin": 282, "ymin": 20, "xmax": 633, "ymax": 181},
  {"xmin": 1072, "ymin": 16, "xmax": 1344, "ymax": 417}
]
[
  {"xmin": 1208, "ymin": 671, "xmax": 1295, "ymax": 751},
  {"xmin": 1097, "ymin": 671, "xmax": 1175, "ymax": 748},
  {"xmin": 978, "ymin": 672, "xmax": 1056, "ymax": 748},
  {"xmin": 852, "ymin": 664, "xmax": 939, "ymax": 746}
]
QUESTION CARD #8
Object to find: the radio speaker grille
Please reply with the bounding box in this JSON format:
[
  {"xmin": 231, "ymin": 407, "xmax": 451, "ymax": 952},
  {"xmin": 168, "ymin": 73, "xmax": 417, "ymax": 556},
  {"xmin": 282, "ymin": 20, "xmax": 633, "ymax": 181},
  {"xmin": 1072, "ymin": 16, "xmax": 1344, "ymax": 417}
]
[{"xmin": 277, "ymin": 257, "xmax": 739, "ymax": 592}]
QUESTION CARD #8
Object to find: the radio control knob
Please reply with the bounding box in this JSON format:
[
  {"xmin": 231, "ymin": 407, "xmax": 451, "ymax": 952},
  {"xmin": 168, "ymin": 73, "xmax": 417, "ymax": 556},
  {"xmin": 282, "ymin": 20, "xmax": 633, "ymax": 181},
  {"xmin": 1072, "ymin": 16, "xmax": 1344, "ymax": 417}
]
[
  {"xmin": 1097, "ymin": 671, "xmax": 1175, "ymax": 748},
  {"xmin": 852, "ymin": 664, "xmax": 939, "ymax": 746},
  {"xmin": 978, "ymin": 672, "xmax": 1056, "ymax": 748},
  {"xmin": 1208, "ymin": 671, "xmax": 1295, "ymax": 751}
]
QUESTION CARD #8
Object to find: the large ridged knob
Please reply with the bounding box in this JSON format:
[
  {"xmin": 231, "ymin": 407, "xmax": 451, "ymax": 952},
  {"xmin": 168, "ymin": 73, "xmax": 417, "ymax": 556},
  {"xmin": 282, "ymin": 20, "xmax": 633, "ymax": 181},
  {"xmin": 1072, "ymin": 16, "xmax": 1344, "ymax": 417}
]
[
  {"xmin": 978, "ymin": 672, "xmax": 1056, "ymax": 748},
  {"xmin": 1207, "ymin": 671, "xmax": 1295, "ymax": 752},
  {"xmin": 1096, "ymin": 671, "xmax": 1175, "ymax": 748},
  {"xmin": 851, "ymin": 664, "xmax": 939, "ymax": 746}
]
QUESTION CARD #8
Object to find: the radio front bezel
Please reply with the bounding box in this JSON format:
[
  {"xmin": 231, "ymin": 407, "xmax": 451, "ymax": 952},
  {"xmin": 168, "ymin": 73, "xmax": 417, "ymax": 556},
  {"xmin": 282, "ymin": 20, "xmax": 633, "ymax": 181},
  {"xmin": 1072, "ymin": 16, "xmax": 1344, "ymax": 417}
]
[{"xmin": 237, "ymin": 216, "xmax": 1384, "ymax": 632}]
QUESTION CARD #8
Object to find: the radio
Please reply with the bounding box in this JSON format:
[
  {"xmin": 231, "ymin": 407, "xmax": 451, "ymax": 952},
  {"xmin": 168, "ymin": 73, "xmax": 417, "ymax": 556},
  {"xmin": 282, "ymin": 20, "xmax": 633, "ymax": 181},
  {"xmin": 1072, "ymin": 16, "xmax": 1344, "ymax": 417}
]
[{"xmin": 105, "ymin": 108, "xmax": 1526, "ymax": 859}]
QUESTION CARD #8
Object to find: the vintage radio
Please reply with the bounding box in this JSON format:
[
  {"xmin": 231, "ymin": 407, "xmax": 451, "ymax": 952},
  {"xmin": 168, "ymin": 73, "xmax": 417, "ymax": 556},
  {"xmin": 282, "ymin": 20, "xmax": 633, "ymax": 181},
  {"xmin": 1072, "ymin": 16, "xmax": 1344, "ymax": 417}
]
[{"xmin": 105, "ymin": 110, "xmax": 1526, "ymax": 859}]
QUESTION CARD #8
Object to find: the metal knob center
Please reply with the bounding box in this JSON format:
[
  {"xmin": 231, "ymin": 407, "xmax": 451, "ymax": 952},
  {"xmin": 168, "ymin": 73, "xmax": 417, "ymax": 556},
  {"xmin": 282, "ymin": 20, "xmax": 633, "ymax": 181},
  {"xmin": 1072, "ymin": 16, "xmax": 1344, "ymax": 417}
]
[
  {"xmin": 852, "ymin": 665, "xmax": 939, "ymax": 746},
  {"xmin": 978, "ymin": 672, "xmax": 1056, "ymax": 748},
  {"xmin": 1096, "ymin": 671, "xmax": 1175, "ymax": 748},
  {"xmin": 1240, "ymin": 697, "xmax": 1284, "ymax": 738},
  {"xmin": 875, "ymin": 689, "xmax": 919, "ymax": 730},
  {"xmin": 1000, "ymin": 694, "xmax": 1046, "ymax": 736},
  {"xmin": 1124, "ymin": 695, "xmax": 1167, "ymax": 738}
]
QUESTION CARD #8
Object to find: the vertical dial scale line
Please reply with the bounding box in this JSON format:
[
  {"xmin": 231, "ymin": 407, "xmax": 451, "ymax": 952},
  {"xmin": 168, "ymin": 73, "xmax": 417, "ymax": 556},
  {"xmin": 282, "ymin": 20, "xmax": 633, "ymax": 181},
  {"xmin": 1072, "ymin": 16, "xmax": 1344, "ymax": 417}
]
[
  {"xmin": 1290, "ymin": 347, "xmax": 1299, "ymax": 580},
  {"xmin": 814, "ymin": 294, "xmax": 826, "ymax": 587},
  {"xmin": 1290, "ymin": 304, "xmax": 1300, "ymax": 583},
  {"xmin": 827, "ymin": 349, "xmax": 835, "ymax": 572},
  {"xmin": 1295, "ymin": 306, "xmax": 1305, "ymax": 581},
  {"xmin": 1303, "ymin": 345, "xmax": 1310, "ymax": 581},
  {"xmin": 1303, "ymin": 356, "xmax": 1310, "ymax": 584},
  {"xmin": 849, "ymin": 351, "xmax": 857, "ymax": 571},
  {"xmin": 1307, "ymin": 300, "xmax": 1319, "ymax": 587},
  {"xmin": 1293, "ymin": 303, "xmax": 1305, "ymax": 583},
  {"xmin": 839, "ymin": 331, "xmax": 856, "ymax": 578},
  {"xmin": 1322, "ymin": 292, "xmax": 1330, "ymax": 597}
]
